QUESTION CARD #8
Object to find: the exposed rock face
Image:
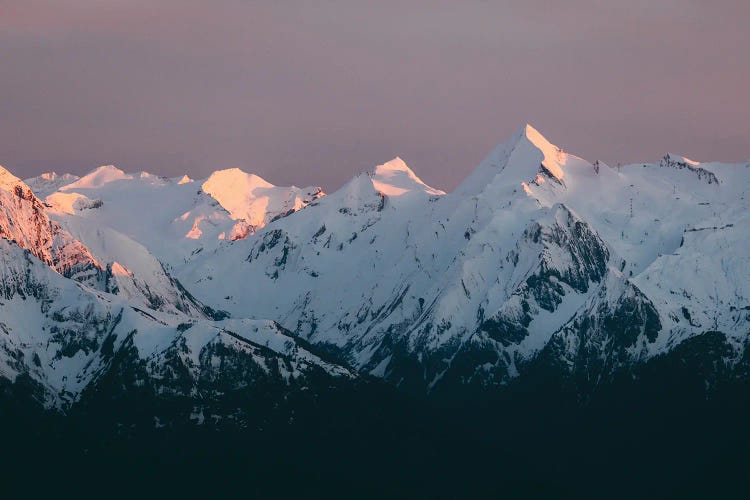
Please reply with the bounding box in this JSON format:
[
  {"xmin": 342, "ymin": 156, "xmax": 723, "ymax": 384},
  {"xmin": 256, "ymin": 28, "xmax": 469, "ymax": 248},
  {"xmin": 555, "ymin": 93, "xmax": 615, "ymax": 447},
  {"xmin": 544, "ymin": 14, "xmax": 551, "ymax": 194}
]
[{"xmin": 1, "ymin": 166, "xmax": 99, "ymax": 275}]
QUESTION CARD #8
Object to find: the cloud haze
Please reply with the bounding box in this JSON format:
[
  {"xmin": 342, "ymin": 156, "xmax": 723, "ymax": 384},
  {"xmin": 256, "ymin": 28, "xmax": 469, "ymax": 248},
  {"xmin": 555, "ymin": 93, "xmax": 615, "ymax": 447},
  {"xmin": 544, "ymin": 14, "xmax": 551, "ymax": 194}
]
[{"xmin": 1, "ymin": 0, "xmax": 748, "ymax": 191}]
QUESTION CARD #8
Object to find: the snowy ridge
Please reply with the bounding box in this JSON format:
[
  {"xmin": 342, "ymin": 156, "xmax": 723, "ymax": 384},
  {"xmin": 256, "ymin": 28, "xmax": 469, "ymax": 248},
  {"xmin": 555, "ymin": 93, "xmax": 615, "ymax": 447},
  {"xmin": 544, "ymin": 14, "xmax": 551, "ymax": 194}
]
[
  {"xmin": 2, "ymin": 167, "xmax": 354, "ymax": 408},
  {"xmin": 0, "ymin": 167, "xmax": 100, "ymax": 275},
  {"xmin": 370, "ymin": 157, "xmax": 445, "ymax": 197},
  {"xmin": 24, "ymin": 172, "xmax": 80, "ymax": 198},
  {"xmin": 201, "ymin": 168, "xmax": 323, "ymax": 229},
  {"xmin": 1, "ymin": 165, "xmax": 32, "ymax": 194},
  {"xmin": 177, "ymin": 125, "xmax": 750, "ymax": 392},
  {"xmin": 0, "ymin": 237, "xmax": 354, "ymax": 408},
  {"xmin": 60, "ymin": 165, "xmax": 133, "ymax": 190},
  {"xmin": 25, "ymin": 165, "xmax": 323, "ymax": 268},
  {"xmin": 4, "ymin": 124, "xmax": 750, "ymax": 403}
]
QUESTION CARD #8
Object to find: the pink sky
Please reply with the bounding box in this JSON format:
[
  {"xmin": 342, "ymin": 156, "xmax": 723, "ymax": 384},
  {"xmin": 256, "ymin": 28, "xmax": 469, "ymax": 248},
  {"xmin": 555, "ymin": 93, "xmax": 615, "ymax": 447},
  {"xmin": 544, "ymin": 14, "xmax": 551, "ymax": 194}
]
[{"xmin": 1, "ymin": 0, "xmax": 748, "ymax": 191}]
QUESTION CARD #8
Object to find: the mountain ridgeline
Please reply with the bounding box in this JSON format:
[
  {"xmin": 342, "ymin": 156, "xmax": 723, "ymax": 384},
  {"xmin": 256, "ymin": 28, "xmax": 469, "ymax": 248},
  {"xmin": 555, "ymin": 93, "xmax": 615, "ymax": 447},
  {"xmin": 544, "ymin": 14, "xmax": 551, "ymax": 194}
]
[{"xmin": 2, "ymin": 125, "xmax": 750, "ymax": 496}]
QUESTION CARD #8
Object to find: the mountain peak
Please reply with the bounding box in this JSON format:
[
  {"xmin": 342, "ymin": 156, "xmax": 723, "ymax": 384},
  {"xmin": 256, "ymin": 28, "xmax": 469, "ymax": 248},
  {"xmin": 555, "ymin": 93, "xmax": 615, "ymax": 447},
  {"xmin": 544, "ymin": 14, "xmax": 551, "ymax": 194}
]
[
  {"xmin": 204, "ymin": 168, "xmax": 274, "ymax": 192},
  {"xmin": 0, "ymin": 164, "xmax": 25, "ymax": 192},
  {"xmin": 0, "ymin": 164, "xmax": 38, "ymax": 202},
  {"xmin": 498, "ymin": 124, "xmax": 568, "ymax": 181},
  {"xmin": 373, "ymin": 156, "xmax": 410, "ymax": 174},
  {"xmin": 518, "ymin": 124, "xmax": 566, "ymax": 181},
  {"xmin": 61, "ymin": 165, "xmax": 132, "ymax": 190},
  {"xmin": 664, "ymin": 153, "xmax": 701, "ymax": 166},
  {"xmin": 517, "ymin": 123, "xmax": 554, "ymax": 148},
  {"xmin": 455, "ymin": 124, "xmax": 572, "ymax": 196},
  {"xmin": 370, "ymin": 157, "xmax": 445, "ymax": 197},
  {"xmin": 24, "ymin": 172, "xmax": 80, "ymax": 198},
  {"xmin": 201, "ymin": 168, "xmax": 321, "ymax": 228}
]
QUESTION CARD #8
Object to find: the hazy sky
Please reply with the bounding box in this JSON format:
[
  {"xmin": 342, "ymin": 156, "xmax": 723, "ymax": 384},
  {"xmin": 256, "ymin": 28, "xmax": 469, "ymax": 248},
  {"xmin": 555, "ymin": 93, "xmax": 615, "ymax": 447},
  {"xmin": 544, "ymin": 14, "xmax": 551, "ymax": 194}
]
[{"xmin": 1, "ymin": 0, "xmax": 748, "ymax": 191}]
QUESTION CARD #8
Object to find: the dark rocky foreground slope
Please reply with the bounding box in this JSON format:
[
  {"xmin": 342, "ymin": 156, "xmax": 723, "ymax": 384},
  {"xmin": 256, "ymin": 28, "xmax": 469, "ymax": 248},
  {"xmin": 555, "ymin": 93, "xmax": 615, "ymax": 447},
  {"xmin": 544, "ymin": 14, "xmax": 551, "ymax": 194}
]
[{"xmin": 3, "ymin": 342, "xmax": 750, "ymax": 498}]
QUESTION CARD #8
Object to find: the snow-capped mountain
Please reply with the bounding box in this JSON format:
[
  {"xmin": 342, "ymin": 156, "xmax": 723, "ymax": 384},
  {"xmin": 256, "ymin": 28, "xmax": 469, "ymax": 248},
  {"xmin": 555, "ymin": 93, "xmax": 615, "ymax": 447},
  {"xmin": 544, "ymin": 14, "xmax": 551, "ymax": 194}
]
[
  {"xmin": 201, "ymin": 168, "xmax": 324, "ymax": 231},
  {"xmin": 4, "ymin": 125, "xmax": 750, "ymax": 411},
  {"xmin": 0, "ymin": 232, "xmax": 355, "ymax": 410},
  {"xmin": 26, "ymin": 165, "xmax": 323, "ymax": 268},
  {"xmin": 177, "ymin": 125, "xmax": 750, "ymax": 393},
  {"xmin": 23, "ymin": 171, "xmax": 80, "ymax": 198},
  {"xmin": 1, "ymin": 167, "xmax": 354, "ymax": 410},
  {"xmin": 1, "ymin": 165, "xmax": 99, "ymax": 278}
]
